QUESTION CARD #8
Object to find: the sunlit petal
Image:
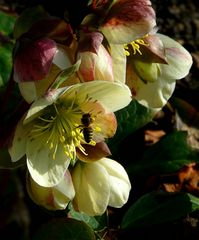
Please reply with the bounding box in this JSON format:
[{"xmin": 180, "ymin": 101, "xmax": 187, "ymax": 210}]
[
  {"xmin": 98, "ymin": 158, "xmax": 131, "ymax": 207},
  {"xmin": 8, "ymin": 116, "xmax": 27, "ymax": 162},
  {"xmin": 157, "ymin": 34, "xmax": 193, "ymax": 80},
  {"xmin": 72, "ymin": 161, "xmax": 110, "ymax": 216},
  {"xmin": 110, "ymin": 44, "xmax": 126, "ymax": 82},
  {"xmin": 26, "ymin": 138, "xmax": 70, "ymax": 187}
]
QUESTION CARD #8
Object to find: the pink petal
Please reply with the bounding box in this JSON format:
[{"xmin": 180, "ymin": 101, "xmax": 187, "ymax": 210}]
[
  {"xmin": 14, "ymin": 38, "xmax": 57, "ymax": 82},
  {"xmin": 100, "ymin": 0, "xmax": 156, "ymax": 43}
]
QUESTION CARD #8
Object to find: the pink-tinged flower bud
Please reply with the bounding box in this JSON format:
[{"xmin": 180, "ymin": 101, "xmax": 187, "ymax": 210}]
[
  {"xmin": 27, "ymin": 170, "xmax": 75, "ymax": 210},
  {"xmin": 77, "ymin": 32, "xmax": 114, "ymax": 81}
]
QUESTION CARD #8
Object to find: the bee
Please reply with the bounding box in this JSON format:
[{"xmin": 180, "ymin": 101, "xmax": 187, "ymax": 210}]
[{"xmin": 80, "ymin": 113, "xmax": 94, "ymax": 143}]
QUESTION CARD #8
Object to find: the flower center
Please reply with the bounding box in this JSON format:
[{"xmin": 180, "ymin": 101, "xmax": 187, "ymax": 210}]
[
  {"xmin": 30, "ymin": 96, "xmax": 97, "ymax": 162},
  {"xmin": 124, "ymin": 35, "xmax": 149, "ymax": 56}
]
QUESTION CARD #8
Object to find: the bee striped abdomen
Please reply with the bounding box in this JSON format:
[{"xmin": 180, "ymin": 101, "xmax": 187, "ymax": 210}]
[
  {"xmin": 82, "ymin": 127, "xmax": 93, "ymax": 143},
  {"xmin": 80, "ymin": 113, "xmax": 94, "ymax": 143}
]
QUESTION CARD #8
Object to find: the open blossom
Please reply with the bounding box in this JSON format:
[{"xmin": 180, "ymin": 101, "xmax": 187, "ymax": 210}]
[
  {"xmin": 72, "ymin": 157, "xmax": 131, "ymax": 216},
  {"xmin": 8, "ymin": 80, "xmax": 132, "ymax": 187},
  {"xmin": 125, "ymin": 33, "xmax": 193, "ymax": 110}
]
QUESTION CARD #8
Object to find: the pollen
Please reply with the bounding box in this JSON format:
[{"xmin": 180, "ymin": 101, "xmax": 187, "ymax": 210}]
[
  {"xmin": 29, "ymin": 95, "xmax": 100, "ymax": 163},
  {"xmin": 124, "ymin": 35, "xmax": 149, "ymax": 56}
]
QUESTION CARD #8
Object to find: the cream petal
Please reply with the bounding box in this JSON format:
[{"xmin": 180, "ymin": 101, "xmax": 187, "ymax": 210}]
[
  {"xmin": 23, "ymin": 87, "xmax": 69, "ymax": 124},
  {"xmin": 8, "ymin": 116, "xmax": 27, "ymax": 162},
  {"xmin": 110, "ymin": 44, "xmax": 126, "ymax": 83},
  {"xmin": 98, "ymin": 158, "xmax": 131, "ymax": 207},
  {"xmin": 72, "ymin": 161, "xmax": 110, "ymax": 216},
  {"xmin": 54, "ymin": 170, "xmax": 75, "ymax": 200},
  {"xmin": 64, "ymin": 81, "xmax": 132, "ymax": 113},
  {"xmin": 157, "ymin": 33, "xmax": 193, "ymax": 79},
  {"xmin": 26, "ymin": 138, "xmax": 70, "ymax": 187},
  {"xmin": 135, "ymin": 76, "xmax": 176, "ymax": 109},
  {"xmin": 52, "ymin": 170, "xmax": 75, "ymax": 209},
  {"xmin": 53, "ymin": 46, "xmax": 72, "ymax": 70},
  {"xmin": 18, "ymin": 82, "xmax": 37, "ymax": 103},
  {"xmin": 27, "ymin": 173, "xmax": 72, "ymax": 210}
]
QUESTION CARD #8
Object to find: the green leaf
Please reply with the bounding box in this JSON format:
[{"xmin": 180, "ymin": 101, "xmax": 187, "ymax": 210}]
[
  {"xmin": 32, "ymin": 218, "xmax": 96, "ymax": 240},
  {"xmin": 13, "ymin": 5, "xmax": 49, "ymax": 39},
  {"xmin": 0, "ymin": 43, "xmax": 13, "ymax": 85},
  {"xmin": 107, "ymin": 100, "xmax": 154, "ymax": 156},
  {"xmin": 121, "ymin": 192, "xmax": 199, "ymax": 229},
  {"xmin": 68, "ymin": 203, "xmax": 108, "ymax": 231},
  {"xmin": 0, "ymin": 11, "xmax": 16, "ymax": 35},
  {"xmin": 128, "ymin": 131, "xmax": 199, "ymax": 176}
]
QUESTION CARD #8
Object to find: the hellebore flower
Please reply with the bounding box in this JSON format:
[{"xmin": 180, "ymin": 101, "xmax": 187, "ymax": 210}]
[
  {"xmin": 72, "ymin": 157, "xmax": 131, "ymax": 216},
  {"xmin": 8, "ymin": 81, "xmax": 132, "ymax": 187},
  {"xmin": 81, "ymin": 0, "xmax": 156, "ymax": 83},
  {"xmin": 27, "ymin": 170, "xmax": 75, "ymax": 210},
  {"xmin": 13, "ymin": 12, "xmax": 75, "ymax": 103},
  {"xmin": 125, "ymin": 33, "xmax": 193, "ymax": 110}
]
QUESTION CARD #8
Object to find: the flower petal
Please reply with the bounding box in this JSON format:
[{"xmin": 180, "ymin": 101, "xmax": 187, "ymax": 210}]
[
  {"xmin": 18, "ymin": 81, "xmax": 37, "ymax": 104},
  {"xmin": 134, "ymin": 76, "xmax": 176, "ymax": 109},
  {"xmin": 8, "ymin": 116, "xmax": 27, "ymax": 162},
  {"xmin": 100, "ymin": 0, "xmax": 156, "ymax": 44},
  {"xmin": 157, "ymin": 33, "xmax": 193, "ymax": 79},
  {"xmin": 110, "ymin": 44, "xmax": 126, "ymax": 82},
  {"xmin": 72, "ymin": 161, "xmax": 110, "ymax": 216},
  {"xmin": 77, "ymin": 142, "xmax": 111, "ymax": 162},
  {"xmin": 98, "ymin": 158, "xmax": 131, "ymax": 207},
  {"xmin": 14, "ymin": 38, "xmax": 57, "ymax": 82},
  {"xmin": 54, "ymin": 170, "xmax": 75, "ymax": 200},
  {"xmin": 26, "ymin": 137, "xmax": 70, "ymax": 187},
  {"xmin": 63, "ymin": 81, "xmax": 132, "ymax": 113},
  {"xmin": 27, "ymin": 170, "xmax": 74, "ymax": 210},
  {"xmin": 77, "ymin": 44, "xmax": 114, "ymax": 81},
  {"xmin": 23, "ymin": 87, "xmax": 68, "ymax": 124}
]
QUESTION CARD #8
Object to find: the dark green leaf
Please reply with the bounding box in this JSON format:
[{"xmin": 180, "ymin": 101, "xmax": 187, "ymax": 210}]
[
  {"xmin": 0, "ymin": 11, "xmax": 16, "ymax": 35},
  {"xmin": 32, "ymin": 218, "xmax": 96, "ymax": 240},
  {"xmin": 107, "ymin": 100, "xmax": 154, "ymax": 156},
  {"xmin": 68, "ymin": 203, "xmax": 108, "ymax": 231},
  {"xmin": 0, "ymin": 43, "xmax": 13, "ymax": 86},
  {"xmin": 128, "ymin": 131, "xmax": 199, "ymax": 176},
  {"xmin": 122, "ymin": 192, "xmax": 199, "ymax": 229}
]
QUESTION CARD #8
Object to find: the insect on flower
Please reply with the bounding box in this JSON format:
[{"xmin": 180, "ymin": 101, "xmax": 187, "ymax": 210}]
[{"xmin": 80, "ymin": 113, "xmax": 94, "ymax": 143}]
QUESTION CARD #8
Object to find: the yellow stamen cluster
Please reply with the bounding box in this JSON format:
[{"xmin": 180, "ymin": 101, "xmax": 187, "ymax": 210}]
[
  {"xmin": 29, "ymin": 96, "xmax": 99, "ymax": 162},
  {"xmin": 124, "ymin": 35, "xmax": 149, "ymax": 56}
]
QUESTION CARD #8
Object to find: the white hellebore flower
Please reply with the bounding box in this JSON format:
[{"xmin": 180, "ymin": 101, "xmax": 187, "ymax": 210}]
[
  {"xmin": 125, "ymin": 33, "xmax": 193, "ymax": 110},
  {"xmin": 72, "ymin": 158, "xmax": 131, "ymax": 216},
  {"xmin": 9, "ymin": 81, "xmax": 132, "ymax": 187}
]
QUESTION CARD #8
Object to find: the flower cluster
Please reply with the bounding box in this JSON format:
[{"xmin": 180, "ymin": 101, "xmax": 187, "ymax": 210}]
[{"xmin": 5, "ymin": 0, "xmax": 192, "ymax": 216}]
